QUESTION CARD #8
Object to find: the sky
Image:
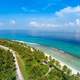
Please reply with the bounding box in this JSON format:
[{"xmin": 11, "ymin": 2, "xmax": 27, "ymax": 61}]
[
  {"xmin": 0, "ymin": 0, "xmax": 79, "ymax": 14},
  {"xmin": 0, "ymin": 0, "xmax": 80, "ymax": 40}
]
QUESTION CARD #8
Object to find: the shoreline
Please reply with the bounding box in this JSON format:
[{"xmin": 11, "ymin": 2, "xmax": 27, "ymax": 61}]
[
  {"xmin": 45, "ymin": 53, "xmax": 79, "ymax": 74},
  {"xmin": 13, "ymin": 40, "xmax": 80, "ymax": 74}
]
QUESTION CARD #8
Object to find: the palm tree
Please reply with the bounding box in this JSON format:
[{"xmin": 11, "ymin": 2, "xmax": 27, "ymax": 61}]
[
  {"xmin": 62, "ymin": 65, "xmax": 68, "ymax": 73},
  {"xmin": 55, "ymin": 61, "xmax": 61, "ymax": 68}
]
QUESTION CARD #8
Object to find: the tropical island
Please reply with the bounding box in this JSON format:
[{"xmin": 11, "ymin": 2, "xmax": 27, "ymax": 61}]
[{"xmin": 0, "ymin": 39, "xmax": 80, "ymax": 80}]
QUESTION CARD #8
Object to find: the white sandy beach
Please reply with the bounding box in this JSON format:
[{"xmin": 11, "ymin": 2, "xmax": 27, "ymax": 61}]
[{"xmin": 45, "ymin": 53, "xmax": 79, "ymax": 74}]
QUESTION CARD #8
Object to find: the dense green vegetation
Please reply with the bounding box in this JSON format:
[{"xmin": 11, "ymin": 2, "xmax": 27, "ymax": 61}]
[
  {"xmin": 0, "ymin": 48, "xmax": 16, "ymax": 80},
  {"xmin": 0, "ymin": 39, "xmax": 80, "ymax": 80}
]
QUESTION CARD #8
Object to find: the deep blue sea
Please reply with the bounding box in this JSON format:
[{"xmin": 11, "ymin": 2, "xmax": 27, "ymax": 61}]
[{"xmin": 0, "ymin": 30, "xmax": 80, "ymax": 58}]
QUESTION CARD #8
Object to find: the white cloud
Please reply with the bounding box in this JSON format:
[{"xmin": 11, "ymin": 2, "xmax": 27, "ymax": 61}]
[
  {"xmin": 68, "ymin": 22, "xmax": 75, "ymax": 26},
  {"xmin": 0, "ymin": 22, "xmax": 4, "ymax": 26},
  {"xmin": 29, "ymin": 21, "xmax": 39, "ymax": 27},
  {"xmin": 62, "ymin": 22, "xmax": 74, "ymax": 27},
  {"xmin": 76, "ymin": 19, "xmax": 80, "ymax": 26},
  {"xmin": 10, "ymin": 20, "xmax": 16, "ymax": 25},
  {"xmin": 29, "ymin": 21, "xmax": 59, "ymax": 28},
  {"xmin": 56, "ymin": 6, "xmax": 80, "ymax": 16},
  {"xmin": 53, "ymin": 5, "xmax": 80, "ymax": 32}
]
